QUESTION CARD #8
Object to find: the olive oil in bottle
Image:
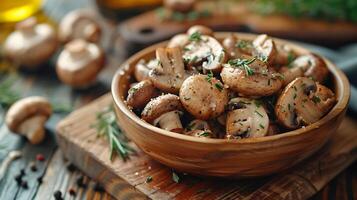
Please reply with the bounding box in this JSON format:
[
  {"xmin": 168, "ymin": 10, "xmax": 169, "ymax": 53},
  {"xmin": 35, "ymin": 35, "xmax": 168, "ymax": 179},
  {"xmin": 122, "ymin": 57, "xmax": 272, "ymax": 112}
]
[{"xmin": 0, "ymin": 0, "xmax": 42, "ymax": 23}]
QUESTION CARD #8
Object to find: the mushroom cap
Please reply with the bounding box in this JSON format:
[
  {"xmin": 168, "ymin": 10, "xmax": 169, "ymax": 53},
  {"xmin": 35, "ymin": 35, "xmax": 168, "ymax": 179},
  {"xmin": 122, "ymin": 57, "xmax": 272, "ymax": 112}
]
[
  {"xmin": 274, "ymin": 44, "xmax": 295, "ymax": 66},
  {"xmin": 225, "ymin": 97, "xmax": 269, "ymax": 139},
  {"xmin": 126, "ymin": 80, "xmax": 159, "ymax": 109},
  {"xmin": 275, "ymin": 77, "xmax": 335, "ymax": 129},
  {"xmin": 252, "ymin": 34, "xmax": 277, "ymax": 65},
  {"xmin": 134, "ymin": 59, "xmax": 158, "ymax": 82},
  {"xmin": 279, "ymin": 65, "xmax": 305, "ymax": 86},
  {"xmin": 149, "ymin": 47, "xmax": 190, "ymax": 93},
  {"xmin": 183, "ymin": 35, "xmax": 226, "ymax": 72},
  {"xmin": 167, "ymin": 34, "xmax": 189, "ymax": 48},
  {"xmin": 185, "ymin": 129, "xmax": 215, "ymax": 138},
  {"xmin": 296, "ymin": 54, "xmax": 329, "ymax": 83},
  {"xmin": 5, "ymin": 96, "xmax": 52, "ymax": 133},
  {"xmin": 164, "ymin": 0, "xmax": 195, "ymax": 12},
  {"xmin": 179, "ymin": 74, "xmax": 228, "ymax": 120},
  {"xmin": 187, "ymin": 25, "xmax": 213, "ymax": 36},
  {"xmin": 221, "ymin": 56, "xmax": 283, "ymax": 97},
  {"xmin": 56, "ymin": 39, "xmax": 105, "ymax": 87},
  {"xmin": 222, "ymin": 34, "xmax": 252, "ymax": 59},
  {"xmin": 142, "ymin": 94, "xmax": 183, "ymax": 123},
  {"xmin": 58, "ymin": 9, "xmax": 101, "ymax": 43},
  {"xmin": 4, "ymin": 17, "xmax": 58, "ymax": 68}
]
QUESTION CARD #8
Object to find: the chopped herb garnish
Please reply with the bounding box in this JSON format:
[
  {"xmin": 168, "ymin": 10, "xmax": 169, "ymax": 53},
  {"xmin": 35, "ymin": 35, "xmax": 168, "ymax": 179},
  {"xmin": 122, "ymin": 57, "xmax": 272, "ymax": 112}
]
[
  {"xmin": 312, "ymin": 95, "xmax": 321, "ymax": 104},
  {"xmin": 183, "ymin": 47, "xmax": 191, "ymax": 51},
  {"xmin": 218, "ymin": 51, "xmax": 224, "ymax": 62},
  {"xmin": 128, "ymin": 87, "xmax": 138, "ymax": 94},
  {"xmin": 184, "ymin": 97, "xmax": 191, "ymax": 100},
  {"xmin": 293, "ymin": 93, "xmax": 297, "ymax": 99},
  {"xmin": 189, "ymin": 31, "xmax": 202, "ymax": 42},
  {"xmin": 288, "ymin": 103, "xmax": 291, "ymax": 111},
  {"xmin": 198, "ymin": 131, "xmax": 210, "ymax": 137},
  {"xmin": 235, "ymin": 40, "xmax": 250, "ymax": 49},
  {"xmin": 255, "ymin": 110, "xmax": 264, "ymax": 117},
  {"xmin": 205, "ymin": 70, "xmax": 214, "ymax": 83},
  {"xmin": 293, "ymin": 85, "xmax": 297, "ymax": 91},
  {"xmin": 254, "ymin": 100, "xmax": 263, "ymax": 108},
  {"xmin": 145, "ymin": 176, "xmax": 153, "ymax": 183},
  {"xmin": 287, "ymin": 52, "xmax": 295, "ymax": 64},
  {"xmin": 259, "ymin": 124, "xmax": 265, "ymax": 129},
  {"xmin": 228, "ymin": 57, "xmax": 256, "ymax": 76},
  {"xmin": 172, "ymin": 172, "xmax": 180, "ymax": 183},
  {"xmin": 214, "ymin": 83, "xmax": 224, "ymax": 92},
  {"xmin": 191, "ymin": 56, "xmax": 198, "ymax": 63}
]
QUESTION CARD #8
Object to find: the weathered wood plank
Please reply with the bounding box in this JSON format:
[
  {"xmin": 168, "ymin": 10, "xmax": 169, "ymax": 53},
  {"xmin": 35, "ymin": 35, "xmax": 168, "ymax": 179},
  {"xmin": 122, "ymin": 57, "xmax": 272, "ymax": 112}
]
[{"xmin": 56, "ymin": 94, "xmax": 357, "ymax": 200}]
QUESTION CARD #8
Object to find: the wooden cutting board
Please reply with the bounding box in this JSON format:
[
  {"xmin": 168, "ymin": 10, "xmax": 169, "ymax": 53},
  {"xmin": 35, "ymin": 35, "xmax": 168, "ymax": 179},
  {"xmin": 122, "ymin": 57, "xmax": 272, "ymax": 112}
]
[
  {"xmin": 56, "ymin": 93, "xmax": 357, "ymax": 200},
  {"xmin": 119, "ymin": 1, "xmax": 357, "ymax": 47}
]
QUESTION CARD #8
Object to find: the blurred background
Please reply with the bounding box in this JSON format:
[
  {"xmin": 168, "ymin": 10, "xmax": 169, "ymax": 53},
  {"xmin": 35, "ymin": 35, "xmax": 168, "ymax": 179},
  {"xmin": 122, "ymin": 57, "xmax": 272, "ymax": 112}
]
[{"xmin": 0, "ymin": 0, "xmax": 356, "ymax": 199}]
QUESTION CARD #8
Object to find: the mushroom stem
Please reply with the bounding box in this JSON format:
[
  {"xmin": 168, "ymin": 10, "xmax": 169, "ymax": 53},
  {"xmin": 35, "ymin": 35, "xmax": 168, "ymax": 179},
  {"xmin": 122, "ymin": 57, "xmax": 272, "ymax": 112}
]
[
  {"xmin": 154, "ymin": 111, "xmax": 183, "ymax": 133},
  {"xmin": 16, "ymin": 17, "xmax": 36, "ymax": 34},
  {"xmin": 66, "ymin": 39, "xmax": 89, "ymax": 59},
  {"xmin": 18, "ymin": 115, "xmax": 47, "ymax": 144}
]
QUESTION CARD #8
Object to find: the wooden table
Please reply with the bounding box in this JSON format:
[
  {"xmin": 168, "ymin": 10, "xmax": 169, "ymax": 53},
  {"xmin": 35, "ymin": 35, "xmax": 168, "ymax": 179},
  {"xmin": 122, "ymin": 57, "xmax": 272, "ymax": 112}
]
[{"xmin": 0, "ymin": 0, "xmax": 356, "ymax": 199}]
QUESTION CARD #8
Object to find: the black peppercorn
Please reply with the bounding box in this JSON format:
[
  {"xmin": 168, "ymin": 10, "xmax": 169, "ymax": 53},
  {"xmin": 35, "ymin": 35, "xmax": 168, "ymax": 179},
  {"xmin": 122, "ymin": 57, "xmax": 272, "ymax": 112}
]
[
  {"xmin": 53, "ymin": 190, "xmax": 63, "ymax": 200},
  {"xmin": 69, "ymin": 188, "xmax": 76, "ymax": 196},
  {"xmin": 76, "ymin": 175, "xmax": 86, "ymax": 188},
  {"xmin": 93, "ymin": 182, "xmax": 104, "ymax": 192},
  {"xmin": 66, "ymin": 163, "xmax": 76, "ymax": 172},
  {"xmin": 21, "ymin": 180, "xmax": 28, "ymax": 189},
  {"xmin": 29, "ymin": 162, "xmax": 37, "ymax": 172},
  {"xmin": 14, "ymin": 174, "xmax": 22, "ymax": 185}
]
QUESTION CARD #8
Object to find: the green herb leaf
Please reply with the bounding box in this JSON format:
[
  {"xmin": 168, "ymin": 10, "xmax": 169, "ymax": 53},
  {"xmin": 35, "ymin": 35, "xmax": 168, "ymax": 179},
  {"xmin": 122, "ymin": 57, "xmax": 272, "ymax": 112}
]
[
  {"xmin": 312, "ymin": 95, "xmax": 321, "ymax": 104},
  {"xmin": 214, "ymin": 83, "xmax": 224, "ymax": 92},
  {"xmin": 145, "ymin": 176, "xmax": 153, "ymax": 183},
  {"xmin": 255, "ymin": 110, "xmax": 264, "ymax": 117},
  {"xmin": 189, "ymin": 31, "xmax": 202, "ymax": 42},
  {"xmin": 92, "ymin": 105, "xmax": 136, "ymax": 161},
  {"xmin": 0, "ymin": 77, "xmax": 20, "ymax": 109},
  {"xmin": 172, "ymin": 172, "xmax": 180, "ymax": 183},
  {"xmin": 228, "ymin": 57, "xmax": 256, "ymax": 76}
]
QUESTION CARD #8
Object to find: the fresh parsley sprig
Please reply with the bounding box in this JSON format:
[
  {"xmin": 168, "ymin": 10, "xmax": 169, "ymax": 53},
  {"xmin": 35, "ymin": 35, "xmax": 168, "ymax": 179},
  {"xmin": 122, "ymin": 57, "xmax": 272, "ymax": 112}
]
[{"xmin": 92, "ymin": 105, "xmax": 136, "ymax": 161}]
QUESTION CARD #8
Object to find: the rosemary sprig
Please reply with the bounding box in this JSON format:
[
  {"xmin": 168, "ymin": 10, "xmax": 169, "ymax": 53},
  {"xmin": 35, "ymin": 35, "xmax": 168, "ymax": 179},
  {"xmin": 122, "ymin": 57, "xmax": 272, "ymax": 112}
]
[
  {"xmin": 92, "ymin": 105, "xmax": 136, "ymax": 161},
  {"xmin": 0, "ymin": 77, "xmax": 20, "ymax": 109},
  {"xmin": 228, "ymin": 57, "xmax": 256, "ymax": 76}
]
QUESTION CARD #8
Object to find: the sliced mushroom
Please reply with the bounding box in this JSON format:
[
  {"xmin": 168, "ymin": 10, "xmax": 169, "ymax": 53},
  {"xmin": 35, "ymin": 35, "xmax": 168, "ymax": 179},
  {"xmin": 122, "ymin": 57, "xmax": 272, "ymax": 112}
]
[
  {"xmin": 179, "ymin": 74, "xmax": 228, "ymax": 120},
  {"xmin": 59, "ymin": 9, "xmax": 101, "ymax": 43},
  {"xmin": 187, "ymin": 25, "xmax": 213, "ymax": 36},
  {"xmin": 5, "ymin": 96, "xmax": 52, "ymax": 144},
  {"xmin": 4, "ymin": 17, "xmax": 58, "ymax": 69},
  {"xmin": 134, "ymin": 59, "xmax": 159, "ymax": 82},
  {"xmin": 275, "ymin": 77, "xmax": 335, "ymax": 129},
  {"xmin": 126, "ymin": 80, "xmax": 160, "ymax": 110},
  {"xmin": 185, "ymin": 119, "xmax": 214, "ymax": 138},
  {"xmin": 225, "ymin": 97, "xmax": 269, "ymax": 139},
  {"xmin": 142, "ymin": 94, "xmax": 184, "ymax": 133},
  {"xmin": 222, "ymin": 34, "xmax": 253, "ymax": 59},
  {"xmin": 56, "ymin": 39, "xmax": 105, "ymax": 88},
  {"xmin": 164, "ymin": 0, "xmax": 195, "ymax": 12},
  {"xmin": 182, "ymin": 33, "xmax": 226, "ymax": 72},
  {"xmin": 252, "ymin": 34, "xmax": 277, "ymax": 65},
  {"xmin": 280, "ymin": 54, "xmax": 329, "ymax": 85},
  {"xmin": 274, "ymin": 44, "xmax": 296, "ymax": 66},
  {"xmin": 149, "ymin": 47, "xmax": 190, "ymax": 93},
  {"xmin": 221, "ymin": 56, "xmax": 283, "ymax": 97}
]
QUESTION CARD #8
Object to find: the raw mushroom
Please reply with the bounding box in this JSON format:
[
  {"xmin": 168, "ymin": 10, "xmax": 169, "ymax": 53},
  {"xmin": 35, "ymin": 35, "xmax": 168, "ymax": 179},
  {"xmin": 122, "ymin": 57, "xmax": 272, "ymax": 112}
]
[
  {"xmin": 222, "ymin": 34, "xmax": 253, "ymax": 59},
  {"xmin": 149, "ymin": 47, "xmax": 190, "ymax": 93},
  {"xmin": 59, "ymin": 9, "xmax": 101, "ymax": 43},
  {"xmin": 280, "ymin": 54, "xmax": 329, "ymax": 85},
  {"xmin": 185, "ymin": 119, "xmax": 214, "ymax": 138},
  {"xmin": 187, "ymin": 25, "xmax": 213, "ymax": 36},
  {"xmin": 226, "ymin": 97, "xmax": 269, "ymax": 139},
  {"xmin": 134, "ymin": 59, "xmax": 159, "ymax": 82},
  {"xmin": 180, "ymin": 74, "xmax": 228, "ymax": 120},
  {"xmin": 126, "ymin": 80, "xmax": 159, "ymax": 109},
  {"xmin": 56, "ymin": 39, "xmax": 105, "ymax": 88},
  {"xmin": 3, "ymin": 17, "xmax": 58, "ymax": 69},
  {"xmin": 164, "ymin": 0, "xmax": 195, "ymax": 13},
  {"xmin": 252, "ymin": 34, "xmax": 277, "ymax": 65},
  {"xmin": 183, "ymin": 33, "xmax": 226, "ymax": 73},
  {"xmin": 275, "ymin": 77, "xmax": 335, "ymax": 129},
  {"xmin": 142, "ymin": 94, "xmax": 184, "ymax": 133},
  {"xmin": 5, "ymin": 96, "xmax": 52, "ymax": 144},
  {"xmin": 221, "ymin": 56, "xmax": 283, "ymax": 97}
]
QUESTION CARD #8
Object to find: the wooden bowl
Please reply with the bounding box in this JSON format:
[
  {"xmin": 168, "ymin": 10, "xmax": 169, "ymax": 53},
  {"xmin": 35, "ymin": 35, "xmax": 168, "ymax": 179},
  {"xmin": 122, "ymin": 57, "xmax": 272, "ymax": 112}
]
[{"xmin": 111, "ymin": 32, "xmax": 350, "ymax": 178}]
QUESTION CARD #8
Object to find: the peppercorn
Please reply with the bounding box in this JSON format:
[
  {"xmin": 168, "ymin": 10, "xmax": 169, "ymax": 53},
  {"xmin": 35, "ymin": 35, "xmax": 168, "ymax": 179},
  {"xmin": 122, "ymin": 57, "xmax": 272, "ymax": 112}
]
[
  {"xmin": 93, "ymin": 182, "xmax": 104, "ymax": 192},
  {"xmin": 76, "ymin": 175, "xmax": 86, "ymax": 188},
  {"xmin": 53, "ymin": 190, "xmax": 63, "ymax": 200},
  {"xmin": 29, "ymin": 162, "xmax": 37, "ymax": 172},
  {"xmin": 21, "ymin": 180, "xmax": 28, "ymax": 189},
  {"xmin": 14, "ymin": 174, "xmax": 22, "ymax": 185},
  {"xmin": 69, "ymin": 188, "xmax": 76, "ymax": 196},
  {"xmin": 66, "ymin": 163, "xmax": 76, "ymax": 172}
]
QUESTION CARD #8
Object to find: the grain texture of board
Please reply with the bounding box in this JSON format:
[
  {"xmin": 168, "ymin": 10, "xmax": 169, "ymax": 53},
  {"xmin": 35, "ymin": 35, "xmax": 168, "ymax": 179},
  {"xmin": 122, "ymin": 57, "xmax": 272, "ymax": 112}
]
[{"xmin": 56, "ymin": 93, "xmax": 357, "ymax": 200}]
